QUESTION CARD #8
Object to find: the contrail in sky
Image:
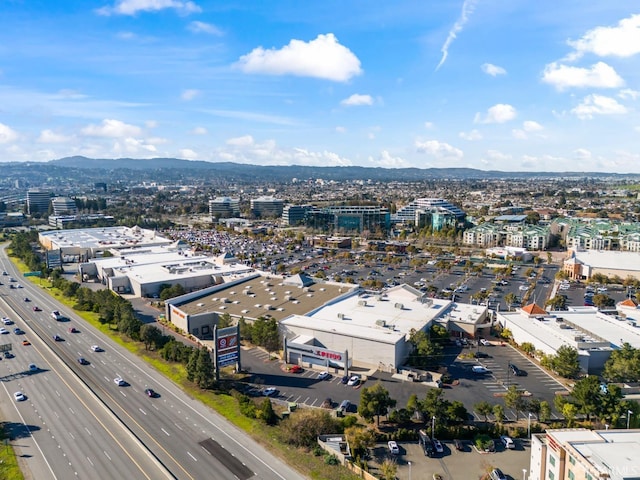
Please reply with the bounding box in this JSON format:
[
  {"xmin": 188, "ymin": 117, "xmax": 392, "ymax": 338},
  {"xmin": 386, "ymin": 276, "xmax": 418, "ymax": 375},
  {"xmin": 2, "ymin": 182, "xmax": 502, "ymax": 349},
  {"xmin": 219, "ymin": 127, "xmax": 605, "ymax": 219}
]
[{"xmin": 436, "ymin": 0, "xmax": 478, "ymax": 71}]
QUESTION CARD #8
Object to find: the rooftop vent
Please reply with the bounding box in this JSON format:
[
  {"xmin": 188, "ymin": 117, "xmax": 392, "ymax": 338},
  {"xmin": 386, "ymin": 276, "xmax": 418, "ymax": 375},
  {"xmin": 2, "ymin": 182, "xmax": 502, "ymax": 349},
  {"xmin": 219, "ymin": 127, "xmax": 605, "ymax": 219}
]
[
  {"xmin": 337, "ymin": 313, "xmax": 344, "ymax": 319},
  {"xmin": 394, "ymin": 303, "xmax": 404, "ymax": 310},
  {"xmin": 358, "ymin": 300, "xmax": 367, "ymax": 307}
]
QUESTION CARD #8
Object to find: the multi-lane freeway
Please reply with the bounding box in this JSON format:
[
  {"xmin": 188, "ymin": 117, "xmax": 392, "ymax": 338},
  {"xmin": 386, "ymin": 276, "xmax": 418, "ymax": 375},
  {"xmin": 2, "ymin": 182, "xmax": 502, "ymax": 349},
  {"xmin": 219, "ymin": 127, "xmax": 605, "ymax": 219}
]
[{"xmin": 0, "ymin": 246, "xmax": 306, "ymax": 480}]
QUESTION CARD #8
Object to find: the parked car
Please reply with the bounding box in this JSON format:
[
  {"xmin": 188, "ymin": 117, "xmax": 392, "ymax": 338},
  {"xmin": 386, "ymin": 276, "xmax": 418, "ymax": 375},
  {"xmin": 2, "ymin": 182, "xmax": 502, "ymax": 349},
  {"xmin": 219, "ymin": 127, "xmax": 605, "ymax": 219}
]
[
  {"xmin": 387, "ymin": 441, "xmax": 400, "ymax": 455},
  {"xmin": 289, "ymin": 365, "xmax": 303, "ymax": 373},
  {"xmin": 490, "ymin": 468, "xmax": 507, "ymax": 480},
  {"xmin": 479, "ymin": 338, "xmax": 491, "ymax": 346},
  {"xmin": 347, "ymin": 375, "xmax": 361, "ymax": 386},
  {"xmin": 453, "ymin": 439, "xmax": 464, "ymax": 451},
  {"xmin": 500, "ymin": 435, "xmax": 515, "ymax": 449},
  {"xmin": 340, "ymin": 375, "xmax": 349, "ymax": 384},
  {"xmin": 317, "ymin": 371, "xmax": 331, "ymax": 380},
  {"xmin": 262, "ymin": 387, "xmax": 278, "ymax": 397},
  {"xmin": 433, "ymin": 438, "xmax": 444, "ymax": 453},
  {"xmin": 320, "ymin": 398, "xmax": 333, "ymax": 408},
  {"xmin": 509, "ymin": 363, "xmax": 526, "ymax": 376},
  {"xmin": 472, "ymin": 365, "xmax": 490, "ymax": 374}
]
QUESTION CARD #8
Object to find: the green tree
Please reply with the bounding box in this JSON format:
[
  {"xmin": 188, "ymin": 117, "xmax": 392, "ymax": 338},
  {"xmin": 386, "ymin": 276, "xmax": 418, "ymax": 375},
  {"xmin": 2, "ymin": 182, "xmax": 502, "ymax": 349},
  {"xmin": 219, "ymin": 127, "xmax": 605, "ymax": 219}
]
[
  {"xmin": 504, "ymin": 385, "xmax": 526, "ymax": 420},
  {"xmin": 140, "ymin": 324, "xmax": 163, "ymax": 350},
  {"xmin": 521, "ymin": 342, "xmax": 536, "ymax": 356},
  {"xmin": 475, "ymin": 401, "xmax": 493, "ymax": 424},
  {"xmin": 446, "ymin": 401, "xmax": 469, "ymax": 424},
  {"xmin": 344, "ymin": 425, "xmax": 376, "ymax": 457},
  {"xmin": 570, "ymin": 376, "xmax": 602, "ymax": 422},
  {"xmin": 539, "ymin": 401, "xmax": 551, "ymax": 423},
  {"xmin": 546, "ymin": 295, "xmax": 567, "ymax": 310},
  {"xmin": 599, "ymin": 384, "xmax": 625, "ymax": 424},
  {"xmin": 257, "ymin": 398, "xmax": 277, "ymax": 425},
  {"xmin": 553, "ymin": 345, "xmax": 580, "ymax": 378},
  {"xmin": 188, "ymin": 347, "xmax": 215, "ymax": 389},
  {"xmin": 418, "ymin": 389, "xmax": 450, "ymax": 424},
  {"xmin": 252, "ymin": 317, "xmax": 280, "ymax": 354},
  {"xmin": 504, "ymin": 292, "xmax": 518, "ymax": 310},
  {"xmin": 603, "ymin": 343, "xmax": 640, "ymax": 382},
  {"xmin": 493, "ymin": 404, "xmax": 505, "ymax": 424},
  {"xmin": 408, "ymin": 329, "xmax": 442, "ymax": 368},
  {"xmin": 406, "ymin": 393, "xmax": 419, "ymax": 415},
  {"xmin": 592, "ymin": 293, "xmax": 615, "ymax": 309},
  {"xmin": 379, "ymin": 458, "xmax": 398, "ymax": 480},
  {"xmin": 279, "ymin": 410, "xmax": 340, "ymax": 448},
  {"xmin": 358, "ymin": 383, "xmax": 397, "ymax": 425},
  {"xmin": 562, "ymin": 403, "xmax": 578, "ymax": 427}
]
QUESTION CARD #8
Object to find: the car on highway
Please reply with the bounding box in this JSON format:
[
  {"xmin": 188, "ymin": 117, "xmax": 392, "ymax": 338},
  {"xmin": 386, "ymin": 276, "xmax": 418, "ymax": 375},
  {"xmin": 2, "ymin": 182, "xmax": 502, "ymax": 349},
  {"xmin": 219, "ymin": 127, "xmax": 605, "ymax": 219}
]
[
  {"xmin": 91, "ymin": 345, "xmax": 103, "ymax": 352},
  {"xmin": 4, "ymin": 351, "xmax": 14, "ymax": 359},
  {"xmin": 1, "ymin": 317, "xmax": 12, "ymax": 325},
  {"xmin": 0, "ymin": 328, "xmax": 8, "ymax": 335},
  {"xmin": 22, "ymin": 339, "xmax": 30, "ymax": 346},
  {"xmin": 23, "ymin": 297, "xmax": 29, "ymax": 302},
  {"xmin": 114, "ymin": 377, "xmax": 126, "ymax": 386},
  {"xmin": 262, "ymin": 387, "xmax": 278, "ymax": 397},
  {"xmin": 32, "ymin": 306, "xmax": 41, "ymax": 312},
  {"xmin": 145, "ymin": 388, "xmax": 157, "ymax": 398},
  {"xmin": 13, "ymin": 328, "xmax": 23, "ymax": 335},
  {"xmin": 28, "ymin": 363, "xmax": 38, "ymax": 371},
  {"xmin": 51, "ymin": 310, "xmax": 63, "ymax": 320},
  {"xmin": 68, "ymin": 327, "xmax": 78, "ymax": 333},
  {"xmin": 77, "ymin": 357, "xmax": 88, "ymax": 365},
  {"xmin": 53, "ymin": 334, "xmax": 62, "ymax": 341},
  {"xmin": 387, "ymin": 440, "xmax": 400, "ymax": 455},
  {"xmin": 317, "ymin": 371, "xmax": 331, "ymax": 380},
  {"xmin": 347, "ymin": 375, "xmax": 361, "ymax": 386},
  {"xmin": 13, "ymin": 391, "xmax": 25, "ymax": 402}
]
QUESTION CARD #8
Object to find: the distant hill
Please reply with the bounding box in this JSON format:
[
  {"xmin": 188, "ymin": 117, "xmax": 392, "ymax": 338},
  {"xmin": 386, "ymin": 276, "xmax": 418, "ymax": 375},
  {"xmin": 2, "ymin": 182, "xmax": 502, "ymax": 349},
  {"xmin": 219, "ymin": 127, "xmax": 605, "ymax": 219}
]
[{"xmin": 49, "ymin": 156, "xmax": 635, "ymax": 182}]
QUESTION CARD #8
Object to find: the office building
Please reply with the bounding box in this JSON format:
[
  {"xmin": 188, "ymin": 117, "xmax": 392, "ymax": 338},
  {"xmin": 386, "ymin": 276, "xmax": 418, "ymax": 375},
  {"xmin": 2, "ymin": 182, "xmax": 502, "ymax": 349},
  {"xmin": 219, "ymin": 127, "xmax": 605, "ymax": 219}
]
[
  {"xmin": 209, "ymin": 197, "xmax": 240, "ymax": 219},
  {"xmin": 282, "ymin": 205, "xmax": 313, "ymax": 226},
  {"xmin": 51, "ymin": 197, "xmax": 78, "ymax": 216},
  {"xmin": 393, "ymin": 198, "xmax": 466, "ymax": 226},
  {"xmin": 26, "ymin": 189, "xmax": 52, "ymax": 214},
  {"xmin": 250, "ymin": 196, "xmax": 284, "ymax": 218}
]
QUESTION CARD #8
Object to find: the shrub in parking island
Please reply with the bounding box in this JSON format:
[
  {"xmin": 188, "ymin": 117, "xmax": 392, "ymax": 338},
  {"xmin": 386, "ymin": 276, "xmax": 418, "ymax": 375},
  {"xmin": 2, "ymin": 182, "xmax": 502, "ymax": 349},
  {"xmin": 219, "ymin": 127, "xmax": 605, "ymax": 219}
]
[{"xmin": 279, "ymin": 409, "xmax": 341, "ymax": 448}]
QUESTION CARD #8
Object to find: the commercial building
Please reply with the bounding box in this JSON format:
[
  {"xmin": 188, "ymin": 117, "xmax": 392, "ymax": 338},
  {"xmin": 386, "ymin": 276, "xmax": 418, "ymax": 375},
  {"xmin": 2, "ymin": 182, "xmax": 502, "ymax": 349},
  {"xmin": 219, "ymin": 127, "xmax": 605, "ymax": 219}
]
[
  {"xmin": 26, "ymin": 189, "xmax": 52, "ymax": 214},
  {"xmin": 280, "ymin": 284, "xmax": 489, "ymax": 370},
  {"xmin": 530, "ymin": 428, "xmax": 640, "ymax": 480},
  {"xmin": 209, "ymin": 197, "xmax": 240, "ymax": 219},
  {"xmin": 48, "ymin": 214, "xmax": 115, "ymax": 229},
  {"xmin": 393, "ymin": 198, "xmax": 466, "ymax": 227},
  {"xmin": 80, "ymin": 247, "xmax": 253, "ymax": 298},
  {"xmin": 563, "ymin": 250, "xmax": 640, "ymax": 282},
  {"xmin": 39, "ymin": 225, "xmax": 172, "ymax": 262},
  {"xmin": 305, "ymin": 205, "xmax": 390, "ymax": 235},
  {"xmin": 495, "ymin": 304, "xmax": 640, "ymax": 374},
  {"xmin": 51, "ymin": 197, "xmax": 78, "ymax": 216},
  {"xmin": 282, "ymin": 205, "xmax": 313, "ymax": 226},
  {"xmin": 250, "ymin": 196, "xmax": 284, "ymax": 218}
]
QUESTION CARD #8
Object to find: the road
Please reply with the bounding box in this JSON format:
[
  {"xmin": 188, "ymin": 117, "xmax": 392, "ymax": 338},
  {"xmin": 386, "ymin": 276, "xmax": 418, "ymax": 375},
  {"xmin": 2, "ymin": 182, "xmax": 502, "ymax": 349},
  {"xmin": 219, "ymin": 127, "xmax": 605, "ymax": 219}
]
[{"xmin": 0, "ymin": 247, "xmax": 307, "ymax": 480}]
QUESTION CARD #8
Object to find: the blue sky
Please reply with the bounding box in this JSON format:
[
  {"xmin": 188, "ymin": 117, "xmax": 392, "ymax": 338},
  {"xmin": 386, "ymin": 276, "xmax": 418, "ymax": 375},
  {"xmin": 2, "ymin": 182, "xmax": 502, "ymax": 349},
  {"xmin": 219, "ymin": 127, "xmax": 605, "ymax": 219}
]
[{"xmin": 0, "ymin": 1, "xmax": 639, "ymax": 172}]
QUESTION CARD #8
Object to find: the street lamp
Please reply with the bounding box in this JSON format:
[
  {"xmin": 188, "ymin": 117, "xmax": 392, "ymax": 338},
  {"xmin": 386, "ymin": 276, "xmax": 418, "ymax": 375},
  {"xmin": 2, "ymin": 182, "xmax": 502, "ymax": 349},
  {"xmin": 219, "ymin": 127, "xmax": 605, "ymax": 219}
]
[
  {"xmin": 627, "ymin": 410, "xmax": 633, "ymax": 429},
  {"xmin": 528, "ymin": 413, "xmax": 533, "ymax": 438},
  {"xmin": 408, "ymin": 461, "xmax": 412, "ymax": 480},
  {"xmin": 432, "ymin": 416, "xmax": 436, "ymax": 440}
]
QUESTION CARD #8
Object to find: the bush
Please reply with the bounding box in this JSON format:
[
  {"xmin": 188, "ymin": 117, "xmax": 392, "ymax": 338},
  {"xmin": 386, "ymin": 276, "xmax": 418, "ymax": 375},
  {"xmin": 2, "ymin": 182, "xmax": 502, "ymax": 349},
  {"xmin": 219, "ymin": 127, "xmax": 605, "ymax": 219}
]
[{"xmin": 324, "ymin": 454, "xmax": 339, "ymax": 465}]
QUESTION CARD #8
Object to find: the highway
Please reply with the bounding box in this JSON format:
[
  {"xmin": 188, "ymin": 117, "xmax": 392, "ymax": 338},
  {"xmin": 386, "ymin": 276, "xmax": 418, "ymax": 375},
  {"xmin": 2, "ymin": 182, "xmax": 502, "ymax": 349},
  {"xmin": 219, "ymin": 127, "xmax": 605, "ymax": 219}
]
[{"xmin": 0, "ymin": 247, "xmax": 306, "ymax": 480}]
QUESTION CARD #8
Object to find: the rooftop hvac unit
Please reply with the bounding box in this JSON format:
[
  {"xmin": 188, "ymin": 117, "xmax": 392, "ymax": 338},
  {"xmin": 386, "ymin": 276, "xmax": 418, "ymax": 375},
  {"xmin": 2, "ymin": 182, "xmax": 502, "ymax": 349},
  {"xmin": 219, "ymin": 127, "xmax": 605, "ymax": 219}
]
[
  {"xmin": 394, "ymin": 303, "xmax": 404, "ymax": 310},
  {"xmin": 358, "ymin": 300, "xmax": 367, "ymax": 307},
  {"xmin": 337, "ymin": 313, "xmax": 344, "ymax": 319},
  {"xmin": 375, "ymin": 319, "xmax": 386, "ymax": 327},
  {"xmin": 197, "ymin": 303, "xmax": 204, "ymax": 307}
]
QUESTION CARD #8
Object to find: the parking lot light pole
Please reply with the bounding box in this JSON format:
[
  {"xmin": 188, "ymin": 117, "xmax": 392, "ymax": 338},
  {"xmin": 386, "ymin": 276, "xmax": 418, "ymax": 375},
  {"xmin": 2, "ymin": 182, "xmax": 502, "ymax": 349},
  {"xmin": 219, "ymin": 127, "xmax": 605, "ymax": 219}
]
[
  {"xmin": 528, "ymin": 413, "xmax": 533, "ymax": 438},
  {"xmin": 432, "ymin": 416, "xmax": 436, "ymax": 440},
  {"xmin": 628, "ymin": 410, "xmax": 633, "ymax": 429},
  {"xmin": 408, "ymin": 461, "xmax": 412, "ymax": 480}
]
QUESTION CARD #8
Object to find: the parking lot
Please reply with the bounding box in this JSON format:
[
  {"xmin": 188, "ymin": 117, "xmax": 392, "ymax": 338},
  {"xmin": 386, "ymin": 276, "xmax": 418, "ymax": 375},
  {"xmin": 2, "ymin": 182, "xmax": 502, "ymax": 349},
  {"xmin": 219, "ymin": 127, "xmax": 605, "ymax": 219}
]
[
  {"xmin": 372, "ymin": 438, "xmax": 531, "ymax": 480},
  {"xmin": 242, "ymin": 336, "xmax": 568, "ymax": 423}
]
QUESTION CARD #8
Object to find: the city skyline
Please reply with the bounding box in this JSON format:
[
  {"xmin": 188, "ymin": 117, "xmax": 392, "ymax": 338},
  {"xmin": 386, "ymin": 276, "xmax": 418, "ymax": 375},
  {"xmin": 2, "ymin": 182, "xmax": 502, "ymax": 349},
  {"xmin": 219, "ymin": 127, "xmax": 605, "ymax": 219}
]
[{"xmin": 0, "ymin": 1, "xmax": 639, "ymax": 172}]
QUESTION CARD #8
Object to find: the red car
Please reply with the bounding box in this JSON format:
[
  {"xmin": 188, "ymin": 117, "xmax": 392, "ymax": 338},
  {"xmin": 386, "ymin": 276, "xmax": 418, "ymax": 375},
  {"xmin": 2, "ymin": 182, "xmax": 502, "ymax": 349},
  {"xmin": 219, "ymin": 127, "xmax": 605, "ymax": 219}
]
[
  {"xmin": 32, "ymin": 306, "xmax": 41, "ymax": 312},
  {"xmin": 290, "ymin": 365, "xmax": 303, "ymax": 373}
]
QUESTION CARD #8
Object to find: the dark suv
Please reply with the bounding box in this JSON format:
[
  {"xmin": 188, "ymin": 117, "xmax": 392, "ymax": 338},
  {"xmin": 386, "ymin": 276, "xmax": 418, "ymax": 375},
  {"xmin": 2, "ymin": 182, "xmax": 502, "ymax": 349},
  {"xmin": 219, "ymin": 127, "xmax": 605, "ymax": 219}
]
[{"xmin": 509, "ymin": 363, "xmax": 526, "ymax": 376}]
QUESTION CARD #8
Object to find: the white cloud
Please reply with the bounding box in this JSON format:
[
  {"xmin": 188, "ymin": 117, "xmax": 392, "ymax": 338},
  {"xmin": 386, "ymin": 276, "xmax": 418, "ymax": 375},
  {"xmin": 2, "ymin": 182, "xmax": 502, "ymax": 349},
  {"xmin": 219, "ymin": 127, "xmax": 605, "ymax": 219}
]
[
  {"xmin": 436, "ymin": 0, "xmax": 478, "ymax": 70},
  {"xmin": 226, "ymin": 135, "xmax": 254, "ymax": 147},
  {"xmin": 567, "ymin": 14, "xmax": 640, "ymax": 60},
  {"xmin": 523, "ymin": 120, "xmax": 544, "ymax": 132},
  {"xmin": 574, "ymin": 148, "xmax": 592, "ymax": 159},
  {"xmin": 179, "ymin": 148, "xmax": 198, "ymax": 160},
  {"xmin": 181, "ymin": 89, "xmax": 200, "ymax": 101},
  {"xmin": 81, "ymin": 119, "xmax": 143, "ymax": 138},
  {"xmin": 485, "ymin": 149, "xmax": 512, "ymax": 161},
  {"xmin": 474, "ymin": 103, "xmax": 517, "ymax": 124},
  {"xmin": 511, "ymin": 129, "xmax": 527, "ymax": 140},
  {"xmin": 145, "ymin": 120, "xmax": 158, "ymax": 128},
  {"xmin": 113, "ymin": 137, "xmax": 158, "ymax": 155},
  {"xmin": 190, "ymin": 126, "xmax": 208, "ymax": 135},
  {"xmin": 424, "ymin": 121, "xmax": 434, "ymax": 130},
  {"xmin": 619, "ymin": 88, "xmax": 640, "ymax": 100},
  {"xmin": 458, "ymin": 129, "xmax": 482, "ymax": 141},
  {"xmin": 97, "ymin": 0, "xmax": 201, "ymax": 16},
  {"xmin": 415, "ymin": 139, "xmax": 463, "ymax": 159},
  {"xmin": 116, "ymin": 31, "xmax": 136, "ymax": 40},
  {"xmin": 37, "ymin": 130, "xmax": 70, "ymax": 143},
  {"xmin": 335, "ymin": 126, "xmax": 347, "ymax": 134},
  {"xmin": 571, "ymin": 94, "xmax": 627, "ymax": 119},
  {"xmin": 340, "ymin": 94, "xmax": 373, "ymax": 107},
  {"xmin": 542, "ymin": 62, "xmax": 624, "ymax": 90},
  {"xmin": 234, "ymin": 33, "xmax": 362, "ymax": 82},
  {"xmin": 368, "ymin": 150, "xmax": 410, "ymax": 168},
  {"xmin": 481, "ymin": 63, "xmax": 507, "ymax": 76},
  {"xmin": 0, "ymin": 123, "xmax": 18, "ymax": 144},
  {"xmin": 187, "ymin": 21, "xmax": 222, "ymax": 36}
]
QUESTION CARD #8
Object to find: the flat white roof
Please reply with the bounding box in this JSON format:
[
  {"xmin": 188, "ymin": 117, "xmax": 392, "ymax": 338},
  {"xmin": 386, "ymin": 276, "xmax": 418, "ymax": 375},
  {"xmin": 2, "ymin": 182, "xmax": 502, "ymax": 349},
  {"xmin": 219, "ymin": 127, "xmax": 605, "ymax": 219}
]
[
  {"xmin": 498, "ymin": 308, "xmax": 613, "ymax": 352},
  {"xmin": 574, "ymin": 250, "xmax": 640, "ymax": 271},
  {"xmin": 559, "ymin": 310, "xmax": 640, "ymax": 349},
  {"xmin": 41, "ymin": 226, "xmax": 172, "ymax": 249},
  {"xmin": 282, "ymin": 284, "xmax": 479, "ymax": 344}
]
